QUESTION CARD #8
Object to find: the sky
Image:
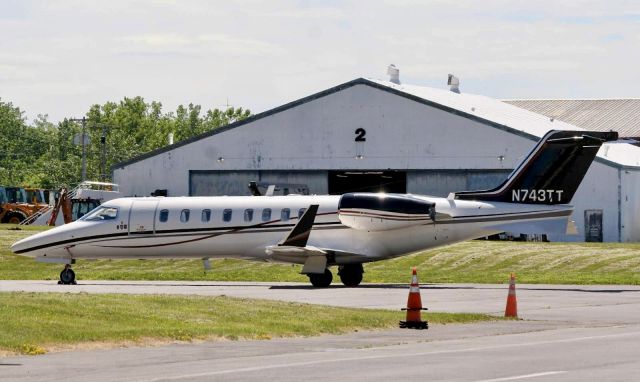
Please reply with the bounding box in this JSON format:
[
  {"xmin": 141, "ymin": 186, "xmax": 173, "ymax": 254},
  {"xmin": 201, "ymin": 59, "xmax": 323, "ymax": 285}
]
[{"xmin": 1, "ymin": 0, "xmax": 639, "ymax": 123}]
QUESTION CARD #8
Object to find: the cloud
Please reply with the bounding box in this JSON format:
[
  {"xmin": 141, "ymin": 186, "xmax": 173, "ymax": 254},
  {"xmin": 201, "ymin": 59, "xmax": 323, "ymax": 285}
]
[
  {"xmin": 117, "ymin": 32, "xmax": 285, "ymax": 57},
  {"xmin": 122, "ymin": 33, "xmax": 193, "ymax": 47},
  {"xmin": 197, "ymin": 34, "xmax": 286, "ymax": 56},
  {"xmin": 2, "ymin": 0, "xmax": 640, "ymax": 122}
]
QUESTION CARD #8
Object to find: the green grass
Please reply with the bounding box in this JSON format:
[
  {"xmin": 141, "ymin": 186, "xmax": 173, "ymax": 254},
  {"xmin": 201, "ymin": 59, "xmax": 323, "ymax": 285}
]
[
  {"xmin": 2, "ymin": 224, "xmax": 640, "ymax": 284},
  {"xmin": 0, "ymin": 292, "xmax": 496, "ymax": 355}
]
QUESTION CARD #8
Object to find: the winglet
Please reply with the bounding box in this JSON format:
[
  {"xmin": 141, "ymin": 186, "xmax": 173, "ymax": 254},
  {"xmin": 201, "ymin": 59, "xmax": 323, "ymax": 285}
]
[{"xmin": 279, "ymin": 204, "xmax": 319, "ymax": 247}]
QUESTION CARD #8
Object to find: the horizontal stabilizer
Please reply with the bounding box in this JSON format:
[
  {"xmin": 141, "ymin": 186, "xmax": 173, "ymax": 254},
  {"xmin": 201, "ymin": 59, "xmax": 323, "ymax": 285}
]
[{"xmin": 488, "ymin": 214, "xmax": 571, "ymax": 236}]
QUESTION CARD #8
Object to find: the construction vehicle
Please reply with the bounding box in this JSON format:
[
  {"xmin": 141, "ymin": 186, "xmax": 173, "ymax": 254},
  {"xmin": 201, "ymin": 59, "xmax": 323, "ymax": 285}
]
[
  {"xmin": 28, "ymin": 181, "xmax": 122, "ymax": 226},
  {"xmin": 25, "ymin": 188, "xmax": 49, "ymax": 205},
  {"xmin": 0, "ymin": 186, "xmax": 48, "ymax": 224}
]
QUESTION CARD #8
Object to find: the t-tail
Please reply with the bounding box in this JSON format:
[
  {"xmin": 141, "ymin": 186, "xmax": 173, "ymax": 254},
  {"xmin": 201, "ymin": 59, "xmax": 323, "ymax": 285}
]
[{"xmin": 455, "ymin": 130, "xmax": 618, "ymax": 205}]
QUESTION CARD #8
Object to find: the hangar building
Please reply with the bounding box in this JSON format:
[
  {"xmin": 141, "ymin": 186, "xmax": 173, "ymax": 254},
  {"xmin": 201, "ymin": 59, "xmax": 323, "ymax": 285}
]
[{"xmin": 113, "ymin": 77, "xmax": 640, "ymax": 243}]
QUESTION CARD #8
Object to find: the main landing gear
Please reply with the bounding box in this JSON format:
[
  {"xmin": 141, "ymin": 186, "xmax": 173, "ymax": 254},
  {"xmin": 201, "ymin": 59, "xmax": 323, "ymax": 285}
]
[
  {"xmin": 58, "ymin": 264, "xmax": 77, "ymax": 285},
  {"xmin": 338, "ymin": 264, "xmax": 364, "ymax": 287},
  {"xmin": 307, "ymin": 264, "xmax": 364, "ymax": 288},
  {"xmin": 308, "ymin": 269, "xmax": 333, "ymax": 288}
]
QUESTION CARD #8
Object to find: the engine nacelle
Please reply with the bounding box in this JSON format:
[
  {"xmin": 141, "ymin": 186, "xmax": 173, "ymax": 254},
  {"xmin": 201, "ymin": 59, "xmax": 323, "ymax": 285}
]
[{"xmin": 338, "ymin": 193, "xmax": 435, "ymax": 232}]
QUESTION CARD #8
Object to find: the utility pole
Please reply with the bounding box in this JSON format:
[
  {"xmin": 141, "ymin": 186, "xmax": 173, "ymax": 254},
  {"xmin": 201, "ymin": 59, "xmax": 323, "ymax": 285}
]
[
  {"xmin": 69, "ymin": 118, "xmax": 115, "ymax": 182},
  {"xmin": 81, "ymin": 117, "xmax": 87, "ymax": 181},
  {"xmin": 100, "ymin": 125, "xmax": 107, "ymax": 181},
  {"xmin": 70, "ymin": 117, "xmax": 88, "ymax": 182},
  {"xmin": 90, "ymin": 122, "xmax": 115, "ymax": 181}
]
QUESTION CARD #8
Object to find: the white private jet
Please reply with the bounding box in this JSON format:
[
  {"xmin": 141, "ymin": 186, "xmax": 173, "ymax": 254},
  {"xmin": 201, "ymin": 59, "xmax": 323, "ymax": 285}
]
[{"xmin": 12, "ymin": 130, "xmax": 617, "ymax": 287}]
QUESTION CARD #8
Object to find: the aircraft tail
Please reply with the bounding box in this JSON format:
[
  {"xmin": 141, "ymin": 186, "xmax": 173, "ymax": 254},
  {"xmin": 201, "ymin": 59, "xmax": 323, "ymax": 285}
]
[{"xmin": 454, "ymin": 130, "xmax": 618, "ymax": 205}]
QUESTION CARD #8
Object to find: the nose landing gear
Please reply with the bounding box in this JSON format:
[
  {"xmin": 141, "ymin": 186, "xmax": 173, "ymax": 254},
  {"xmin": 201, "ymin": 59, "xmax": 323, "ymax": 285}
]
[{"xmin": 58, "ymin": 264, "xmax": 77, "ymax": 285}]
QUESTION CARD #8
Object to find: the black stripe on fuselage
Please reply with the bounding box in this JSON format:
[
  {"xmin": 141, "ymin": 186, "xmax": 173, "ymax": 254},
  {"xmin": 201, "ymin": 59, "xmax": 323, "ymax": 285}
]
[
  {"xmin": 14, "ymin": 209, "xmax": 570, "ymax": 254},
  {"xmin": 94, "ymin": 224, "xmax": 349, "ymax": 249},
  {"xmin": 12, "ymin": 222, "xmax": 344, "ymax": 254},
  {"xmin": 13, "ymin": 232, "xmax": 130, "ymax": 254},
  {"xmin": 14, "ymin": 211, "xmax": 342, "ymax": 254}
]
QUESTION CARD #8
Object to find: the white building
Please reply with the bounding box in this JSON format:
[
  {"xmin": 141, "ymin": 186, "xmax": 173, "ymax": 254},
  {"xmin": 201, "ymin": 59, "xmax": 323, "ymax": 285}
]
[{"xmin": 113, "ymin": 77, "xmax": 640, "ymax": 242}]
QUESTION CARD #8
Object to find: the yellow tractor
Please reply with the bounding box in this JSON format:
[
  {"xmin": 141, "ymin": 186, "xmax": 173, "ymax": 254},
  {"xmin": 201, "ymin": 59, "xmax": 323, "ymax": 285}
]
[{"xmin": 0, "ymin": 186, "xmax": 48, "ymax": 224}]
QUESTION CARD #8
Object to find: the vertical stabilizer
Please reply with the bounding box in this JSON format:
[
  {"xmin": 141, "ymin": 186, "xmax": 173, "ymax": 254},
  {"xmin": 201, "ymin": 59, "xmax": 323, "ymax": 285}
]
[{"xmin": 455, "ymin": 130, "xmax": 618, "ymax": 204}]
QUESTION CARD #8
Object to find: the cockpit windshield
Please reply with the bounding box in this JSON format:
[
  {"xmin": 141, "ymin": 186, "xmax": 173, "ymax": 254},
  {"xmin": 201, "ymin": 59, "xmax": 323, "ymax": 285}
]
[{"xmin": 81, "ymin": 206, "xmax": 119, "ymax": 221}]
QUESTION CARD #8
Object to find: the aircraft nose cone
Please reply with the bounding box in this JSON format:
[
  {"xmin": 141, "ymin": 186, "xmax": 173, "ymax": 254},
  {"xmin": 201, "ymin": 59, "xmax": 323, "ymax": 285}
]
[
  {"xmin": 11, "ymin": 230, "xmax": 49, "ymax": 257},
  {"xmin": 11, "ymin": 237, "xmax": 31, "ymax": 255}
]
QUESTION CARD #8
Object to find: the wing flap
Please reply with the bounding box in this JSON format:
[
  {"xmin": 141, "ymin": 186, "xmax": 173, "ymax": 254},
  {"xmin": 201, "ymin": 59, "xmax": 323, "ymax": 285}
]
[{"xmin": 265, "ymin": 203, "xmax": 368, "ymax": 272}]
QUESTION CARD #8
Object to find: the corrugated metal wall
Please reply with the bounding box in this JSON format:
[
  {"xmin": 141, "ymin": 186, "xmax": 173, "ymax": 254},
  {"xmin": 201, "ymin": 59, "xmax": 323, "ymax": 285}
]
[
  {"xmin": 407, "ymin": 170, "xmax": 511, "ymax": 196},
  {"xmin": 189, "ymin": 169, "xmax": 512, "ymax": 198},
  {"xmin": 189, "ymin": 170, "xmax": 328, "ymax": 196}
]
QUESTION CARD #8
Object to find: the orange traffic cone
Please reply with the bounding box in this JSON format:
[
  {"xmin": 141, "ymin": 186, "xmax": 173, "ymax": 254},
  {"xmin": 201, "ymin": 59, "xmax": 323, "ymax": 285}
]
[
  {"xmin": 505, "ymin": 273, "xmax": 518, "ymax": 318},
  {"xmin": 399, "ymin": 267, "xmax": 428, "ymax": 329}
]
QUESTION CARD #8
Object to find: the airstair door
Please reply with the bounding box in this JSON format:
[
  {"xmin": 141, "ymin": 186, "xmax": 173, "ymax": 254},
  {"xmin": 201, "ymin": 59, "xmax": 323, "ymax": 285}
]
[{"xmin": 129, "ymin": 200, "xmax": 159, "ymax": 235}]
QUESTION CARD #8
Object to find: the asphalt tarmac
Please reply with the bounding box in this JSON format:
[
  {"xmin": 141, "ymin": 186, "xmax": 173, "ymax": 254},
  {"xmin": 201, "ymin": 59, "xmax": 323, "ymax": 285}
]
[{"xmin": 1, "ymin": 281, "xmax": 639, "ymax": 381}]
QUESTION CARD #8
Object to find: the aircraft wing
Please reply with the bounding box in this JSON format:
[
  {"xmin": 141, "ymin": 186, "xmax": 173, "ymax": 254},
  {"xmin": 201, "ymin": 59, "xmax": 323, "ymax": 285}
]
[{"xmin": 264, "ymin": 204, "xmax": 366, "ymax": 274}]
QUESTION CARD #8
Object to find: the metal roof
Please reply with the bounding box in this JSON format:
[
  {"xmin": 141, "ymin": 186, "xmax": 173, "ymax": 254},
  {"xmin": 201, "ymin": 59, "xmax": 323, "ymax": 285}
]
[
  {"xmin": 365, "ymin": 79, "xmax": 582, "ymax": 139},
  {"xmin": 113, "ymin": 78, "xmax": 640, "ymax": 170},
  {"xmin": 503, "ymin": 99, "xmax": 640, "ymax": 138},
  {"xmin": 367, "ymin": 79, "xmax": 640, "ymax": 169}
]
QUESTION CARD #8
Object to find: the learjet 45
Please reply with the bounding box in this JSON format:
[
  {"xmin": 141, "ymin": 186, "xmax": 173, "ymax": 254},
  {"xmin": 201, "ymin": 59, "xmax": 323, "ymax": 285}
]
[{"xmin": 11, "ymin": 130, "xmax": 617, "ymax": 287}]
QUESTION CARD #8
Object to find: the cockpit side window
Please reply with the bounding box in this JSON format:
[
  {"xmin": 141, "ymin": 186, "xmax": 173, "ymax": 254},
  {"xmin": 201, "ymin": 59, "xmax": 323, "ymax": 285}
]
[{"xmin": 82, "ymin": 206, "xmax": 119, "ymax": 221}]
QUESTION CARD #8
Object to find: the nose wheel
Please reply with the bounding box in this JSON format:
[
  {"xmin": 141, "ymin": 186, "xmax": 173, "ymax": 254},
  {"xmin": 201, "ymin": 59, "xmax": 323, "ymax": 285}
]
[{"xmin": 58, "ymin": 264, "xmax": 77, "ymax": 285}]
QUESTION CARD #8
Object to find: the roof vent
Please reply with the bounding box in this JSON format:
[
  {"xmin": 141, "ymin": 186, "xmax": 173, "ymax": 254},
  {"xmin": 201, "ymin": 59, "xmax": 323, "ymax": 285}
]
[
  {"xmin": 387, "ymin": 64, "xmax": 400, "ymax": 84},
  {"xmin": 447, "ymin": 74, "xmax": 460, "ymax": 93}
]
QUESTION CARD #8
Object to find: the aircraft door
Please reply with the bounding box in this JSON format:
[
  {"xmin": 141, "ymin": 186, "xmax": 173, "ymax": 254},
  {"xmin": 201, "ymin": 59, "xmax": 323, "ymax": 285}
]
[
  {"xmin": 128, "ymin": 200, "xmax": 159, "ymax": 235},
  {"xmin": 584, "ymin": 209, "xmax": 603, "ymax": 242}
]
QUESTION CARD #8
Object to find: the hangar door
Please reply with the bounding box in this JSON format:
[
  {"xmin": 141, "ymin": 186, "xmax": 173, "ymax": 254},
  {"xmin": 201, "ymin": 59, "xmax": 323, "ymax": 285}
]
[
  {"xmin": 328, "ymin": 170, "xmax": 406, "ymax": 194},
  {"xmin": 190, "ymin": 170, "xmax": 328, "ymax": 196}
]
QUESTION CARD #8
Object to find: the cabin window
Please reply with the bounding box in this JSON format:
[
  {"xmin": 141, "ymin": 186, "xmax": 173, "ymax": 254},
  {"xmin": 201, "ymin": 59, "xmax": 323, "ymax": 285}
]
[
  {"xmin": 82, "ymin": 206, "xmax": 119, "ymax": 221},
  {"xmin": 298, "ymin": 208, "xmax": 307, "ymax": 219},
  {"xmin": 223, "ymin": 209, "xmax": 233, "ymax": 222},
  {"xmin": 262, "ymin": 208, "xmax": 272, "ymax": 221},
  {"xmin": 281, "ymin": 208, "xmax": 290, "ymax": 221},
  {"xmin": 180, "ymin": 209, "xmax": 190, "ymax": 223},
  {"xmin": 201, "ymin": 209, "xmax": 211, "ymax": 222},
  {"xmin": 159, "ymin": 209, "xmax": 169, "ymax": 222},
  {"xmin": 244, "ymin": 209, "xmax": 254, "ymax": 222}
]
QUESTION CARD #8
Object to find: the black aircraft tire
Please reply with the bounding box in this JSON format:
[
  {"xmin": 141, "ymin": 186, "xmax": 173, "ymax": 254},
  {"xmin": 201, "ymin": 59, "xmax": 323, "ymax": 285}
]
[
  {"xmin": 60, "ymin": 268, "xmax": 76, "ymax": 285},
  {"xmin": 338, "ymin": 264, "xmax": 364, "ymax": 287},
  {"xmin": 5, "ymin": 212, "xmax": 26, "ymax": 225},
  {"xmin": 308, "ymin": 269, "xmax": 333, "ymax": 288}
]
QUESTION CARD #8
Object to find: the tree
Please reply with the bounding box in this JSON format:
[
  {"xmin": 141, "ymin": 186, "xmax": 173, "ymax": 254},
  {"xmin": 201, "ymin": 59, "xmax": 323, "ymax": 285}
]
[{"xmin": 0, "ymin": 96, "xmax": 251, "ymax": 188}]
